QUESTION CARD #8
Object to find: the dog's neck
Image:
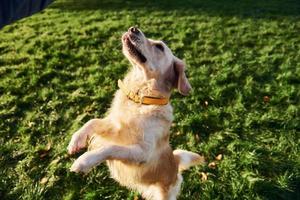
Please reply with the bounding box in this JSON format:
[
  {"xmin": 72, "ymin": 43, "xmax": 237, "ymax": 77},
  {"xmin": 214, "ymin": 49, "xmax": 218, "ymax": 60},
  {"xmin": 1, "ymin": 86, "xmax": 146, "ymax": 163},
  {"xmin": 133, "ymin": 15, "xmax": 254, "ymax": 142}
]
[{"xmin": 122, "ymin": 68, "xmax": 172, "ymax": 100}]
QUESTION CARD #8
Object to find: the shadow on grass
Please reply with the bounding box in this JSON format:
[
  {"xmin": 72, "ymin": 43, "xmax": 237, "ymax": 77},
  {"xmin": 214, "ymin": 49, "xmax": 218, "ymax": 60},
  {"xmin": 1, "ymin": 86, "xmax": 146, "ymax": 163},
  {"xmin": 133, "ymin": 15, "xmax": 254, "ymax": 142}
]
[
  {"xmin": 254, "ymin": 179, "xmax": 300, "ymax": 200},
  {"xmin": 51, "ymin": 0, "xmax": 300, "ymax": 18}
]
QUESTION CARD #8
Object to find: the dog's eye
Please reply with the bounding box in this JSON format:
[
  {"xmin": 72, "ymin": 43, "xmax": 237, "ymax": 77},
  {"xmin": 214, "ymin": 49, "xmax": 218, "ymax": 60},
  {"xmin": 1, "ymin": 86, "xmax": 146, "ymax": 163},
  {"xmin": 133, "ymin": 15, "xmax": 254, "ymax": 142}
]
[{"xmin": 155, "ymin": 44, "xmax": 164, "ymax": 52}]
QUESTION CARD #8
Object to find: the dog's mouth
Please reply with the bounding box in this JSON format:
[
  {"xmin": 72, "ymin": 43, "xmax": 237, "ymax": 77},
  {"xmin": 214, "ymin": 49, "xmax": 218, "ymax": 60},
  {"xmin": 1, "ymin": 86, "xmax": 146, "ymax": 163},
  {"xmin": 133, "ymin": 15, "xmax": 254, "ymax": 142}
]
[{"xmin": 122, "ymin": 34, "xmax": 147, "ymax": 63}]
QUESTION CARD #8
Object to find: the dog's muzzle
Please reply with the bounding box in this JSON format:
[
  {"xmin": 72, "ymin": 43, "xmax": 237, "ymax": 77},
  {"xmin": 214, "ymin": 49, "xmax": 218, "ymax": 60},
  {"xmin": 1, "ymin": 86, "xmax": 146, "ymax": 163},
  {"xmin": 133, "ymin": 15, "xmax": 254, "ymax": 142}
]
[{"xmin": 122, "ymin": 27, "xmax": 147, "ymax": 63}]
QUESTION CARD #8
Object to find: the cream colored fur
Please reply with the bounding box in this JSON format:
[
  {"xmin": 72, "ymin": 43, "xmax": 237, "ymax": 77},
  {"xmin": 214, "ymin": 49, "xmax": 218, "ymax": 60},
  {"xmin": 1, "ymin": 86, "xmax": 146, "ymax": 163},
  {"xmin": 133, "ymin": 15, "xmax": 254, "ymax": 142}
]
[{"xmin": 67, "ymin": 27, "xmax": 204, "ymax": 200}]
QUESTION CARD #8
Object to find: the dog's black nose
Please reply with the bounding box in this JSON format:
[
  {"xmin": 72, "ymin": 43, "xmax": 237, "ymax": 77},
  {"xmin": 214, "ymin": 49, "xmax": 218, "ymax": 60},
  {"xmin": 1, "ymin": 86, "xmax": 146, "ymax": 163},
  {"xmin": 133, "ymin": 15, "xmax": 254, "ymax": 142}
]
[{"xmin": 129, "ymin": 26, "xmax": 139, "ymax": 34}]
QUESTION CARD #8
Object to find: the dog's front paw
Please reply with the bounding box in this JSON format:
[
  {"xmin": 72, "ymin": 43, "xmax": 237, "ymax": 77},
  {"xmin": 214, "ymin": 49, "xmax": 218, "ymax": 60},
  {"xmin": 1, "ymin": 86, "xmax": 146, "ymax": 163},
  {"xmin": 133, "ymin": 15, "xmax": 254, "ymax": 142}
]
[
  {"xmin": 67, "ymin": 132, "xmax": 87, "ymax": 155},
  {"xmin": 70, "ymin": 159, "xmax": 91, "ymax": 174}
]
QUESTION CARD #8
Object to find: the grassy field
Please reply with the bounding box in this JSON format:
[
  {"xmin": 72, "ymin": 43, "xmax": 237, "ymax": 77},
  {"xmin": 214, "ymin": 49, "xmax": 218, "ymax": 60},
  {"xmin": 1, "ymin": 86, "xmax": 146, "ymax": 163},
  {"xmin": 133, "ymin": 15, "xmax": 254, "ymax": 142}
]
[{"xmin": 0, "ymin": 0, "xmax": 300, "ymax": 199}]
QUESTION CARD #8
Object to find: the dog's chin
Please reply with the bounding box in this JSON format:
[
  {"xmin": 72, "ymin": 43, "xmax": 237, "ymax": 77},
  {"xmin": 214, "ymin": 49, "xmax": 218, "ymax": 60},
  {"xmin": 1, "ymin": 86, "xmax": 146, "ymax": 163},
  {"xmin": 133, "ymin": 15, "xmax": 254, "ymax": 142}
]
[{"xmin": 122, "ymin": 37, "xmax": 147, "ymax": 64}]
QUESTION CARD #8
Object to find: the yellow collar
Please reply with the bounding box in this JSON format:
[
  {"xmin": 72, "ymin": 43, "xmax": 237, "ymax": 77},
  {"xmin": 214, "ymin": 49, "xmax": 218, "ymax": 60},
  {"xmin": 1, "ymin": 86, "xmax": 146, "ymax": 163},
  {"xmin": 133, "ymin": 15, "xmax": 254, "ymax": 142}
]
[{"xmin": 118, "ymin": 80, "xmax": 169, "ymax": 105}]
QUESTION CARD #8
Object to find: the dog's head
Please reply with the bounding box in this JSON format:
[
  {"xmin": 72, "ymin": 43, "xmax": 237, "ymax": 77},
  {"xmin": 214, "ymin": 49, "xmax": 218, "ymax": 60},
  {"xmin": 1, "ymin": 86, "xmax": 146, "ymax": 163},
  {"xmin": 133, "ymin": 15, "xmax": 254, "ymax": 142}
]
[{"xmin": 122, "ymin": 27, "xmax": 191, "ymax": 96}]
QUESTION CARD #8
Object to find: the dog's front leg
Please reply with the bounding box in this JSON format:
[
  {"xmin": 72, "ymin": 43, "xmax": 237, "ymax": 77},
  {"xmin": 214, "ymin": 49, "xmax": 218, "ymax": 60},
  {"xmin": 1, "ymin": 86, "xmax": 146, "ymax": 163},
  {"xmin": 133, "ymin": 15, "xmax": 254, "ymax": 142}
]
[
  {"xmin": 67, "ymin": 118, "xmax": 111, "ymax": 154},
  {"xmin": 70, "ymin": 144, "xmax": 147, "ymax": 173}
]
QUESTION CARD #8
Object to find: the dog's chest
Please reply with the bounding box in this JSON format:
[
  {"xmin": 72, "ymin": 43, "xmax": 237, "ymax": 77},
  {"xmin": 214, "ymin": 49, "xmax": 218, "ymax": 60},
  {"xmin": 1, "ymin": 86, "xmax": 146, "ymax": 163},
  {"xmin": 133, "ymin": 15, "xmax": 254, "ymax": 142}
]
[
  {"xmin": 106, "ymin": 106, "xmax": 173, "ymax": 185},
  {"xmin": 141, "ymin": 116, "xmax": 170, "ymax": 147}
]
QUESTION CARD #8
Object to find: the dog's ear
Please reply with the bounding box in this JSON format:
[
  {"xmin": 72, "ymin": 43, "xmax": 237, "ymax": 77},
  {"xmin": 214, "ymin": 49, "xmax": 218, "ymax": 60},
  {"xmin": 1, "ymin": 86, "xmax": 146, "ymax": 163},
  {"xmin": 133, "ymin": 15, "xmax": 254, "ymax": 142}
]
[{"xmin": 173, "ymin": 57, "xmax": 192, "ymax": 96}]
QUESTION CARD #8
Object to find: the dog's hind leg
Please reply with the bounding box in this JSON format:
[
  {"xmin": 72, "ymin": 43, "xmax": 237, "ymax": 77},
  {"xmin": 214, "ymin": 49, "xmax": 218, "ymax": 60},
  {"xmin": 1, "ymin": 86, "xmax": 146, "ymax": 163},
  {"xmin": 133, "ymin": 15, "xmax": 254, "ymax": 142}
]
[
  {"xmin": 140, "ymin": 185, "xmax": 168, "ymax": 200},
  {"xmin": 141, "ymin": 176, "xmax": 182, "ymax": 200},
  {"xmin": 167, "ymin": 174, "xmax": 183, "ymax": 200}
]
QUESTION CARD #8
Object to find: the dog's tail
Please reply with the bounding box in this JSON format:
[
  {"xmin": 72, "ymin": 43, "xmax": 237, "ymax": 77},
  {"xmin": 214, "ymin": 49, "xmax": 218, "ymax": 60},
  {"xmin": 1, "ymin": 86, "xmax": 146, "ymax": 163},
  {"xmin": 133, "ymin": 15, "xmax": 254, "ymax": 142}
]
[{"xmin": 173, "ymin": 149, "xmax": 205, "ymax": 171}]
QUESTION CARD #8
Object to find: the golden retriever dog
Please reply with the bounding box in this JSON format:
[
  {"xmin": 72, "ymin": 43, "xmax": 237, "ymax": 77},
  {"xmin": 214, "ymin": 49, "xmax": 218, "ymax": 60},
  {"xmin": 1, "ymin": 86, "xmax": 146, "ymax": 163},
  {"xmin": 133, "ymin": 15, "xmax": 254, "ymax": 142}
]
[{"xmin": 67, "ymin": 27, "xmax": 204, "ymax": 200}]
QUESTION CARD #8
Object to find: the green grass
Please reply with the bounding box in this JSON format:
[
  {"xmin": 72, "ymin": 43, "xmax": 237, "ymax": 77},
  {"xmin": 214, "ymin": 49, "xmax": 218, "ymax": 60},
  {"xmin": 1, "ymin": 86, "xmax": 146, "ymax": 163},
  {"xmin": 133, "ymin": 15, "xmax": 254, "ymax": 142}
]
[{"xmin": 0, "ymin": 0, "xmax": 300, "ymax": 199}]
